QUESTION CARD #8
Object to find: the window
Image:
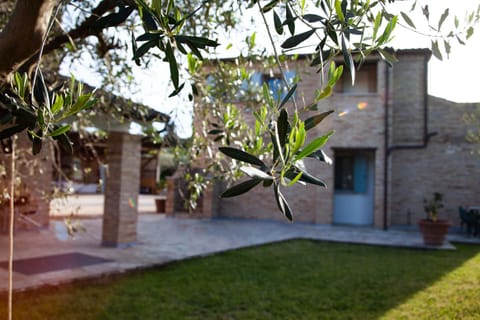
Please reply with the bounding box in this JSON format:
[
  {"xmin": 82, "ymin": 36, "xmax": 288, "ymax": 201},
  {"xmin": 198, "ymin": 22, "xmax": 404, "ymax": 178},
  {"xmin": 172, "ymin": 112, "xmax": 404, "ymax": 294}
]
[
  {"xmin": 334, "ymin": 152, "xmax": 368, "ymax": 193},
  {"xmin": 251, "ymin": 71, "xmax": 296, "ymax": 102},
  {"xmin": 206, "ymin": 71, "xmax": 296, "ymax": 103},
  {"xmin": 335, "ymin": 62, "xmax": 377, "ymax": 94},
  {"xmin": 335, "ymin": 154, "xmax": 354, "ymax": 191}
]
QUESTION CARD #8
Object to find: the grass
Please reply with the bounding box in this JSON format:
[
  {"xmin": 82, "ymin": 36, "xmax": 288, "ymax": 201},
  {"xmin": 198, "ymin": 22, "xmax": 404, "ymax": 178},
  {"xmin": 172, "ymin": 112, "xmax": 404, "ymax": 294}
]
[{"xmin": 1, "ymin": 240, "xmax": 480, "ymax": 319}]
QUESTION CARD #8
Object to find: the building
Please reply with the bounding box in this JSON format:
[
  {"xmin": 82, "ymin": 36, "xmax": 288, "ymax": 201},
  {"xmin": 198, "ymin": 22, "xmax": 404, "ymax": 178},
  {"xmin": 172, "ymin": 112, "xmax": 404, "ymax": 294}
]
[{"xmin": 191, "ymin": 49, "xmax": 480, "ymax": 229}]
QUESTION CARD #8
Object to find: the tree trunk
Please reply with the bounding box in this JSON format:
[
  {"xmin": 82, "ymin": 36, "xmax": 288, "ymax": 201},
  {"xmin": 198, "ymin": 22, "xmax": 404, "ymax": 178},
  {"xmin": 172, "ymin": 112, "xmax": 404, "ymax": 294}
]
[{"xmin": 0, "ymin": 0, "xmax": 57, "ymax": 83}]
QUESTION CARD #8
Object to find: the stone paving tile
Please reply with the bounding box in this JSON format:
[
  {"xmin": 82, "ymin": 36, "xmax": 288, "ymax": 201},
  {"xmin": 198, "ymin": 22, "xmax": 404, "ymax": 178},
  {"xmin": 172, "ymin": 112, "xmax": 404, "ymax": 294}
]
[{"xmin": 0, "ymin": 214, "xmax": 478, "ymax": 293}]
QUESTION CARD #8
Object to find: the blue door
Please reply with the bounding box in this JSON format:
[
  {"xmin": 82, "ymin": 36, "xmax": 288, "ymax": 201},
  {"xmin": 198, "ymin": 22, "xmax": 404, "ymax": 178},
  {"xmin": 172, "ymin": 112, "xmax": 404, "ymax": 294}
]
[{"xmin": 333, "ymin": 150, "xmax": 374, "ymax": 225}]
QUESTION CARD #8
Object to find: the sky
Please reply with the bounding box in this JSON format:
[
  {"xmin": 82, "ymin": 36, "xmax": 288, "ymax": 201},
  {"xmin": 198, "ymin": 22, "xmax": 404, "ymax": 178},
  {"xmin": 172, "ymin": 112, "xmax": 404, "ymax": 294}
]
[
  {"xmin": 386, "ymin": 1, "xmax": 480, "ymax": 103},
  {"xmin": 429, "ymin": 30, "xmax": 480, "ymax": 102},
  {"xmin": 61, "ymin": 1, "xmax": 480, "ymax": 137}
]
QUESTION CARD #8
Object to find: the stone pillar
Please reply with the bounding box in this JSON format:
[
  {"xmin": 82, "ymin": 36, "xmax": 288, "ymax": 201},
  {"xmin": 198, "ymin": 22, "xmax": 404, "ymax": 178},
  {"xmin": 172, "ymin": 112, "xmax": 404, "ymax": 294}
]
[{"xmin": 102, "ymin": 132, "xmax": 141, "ymax": 247}]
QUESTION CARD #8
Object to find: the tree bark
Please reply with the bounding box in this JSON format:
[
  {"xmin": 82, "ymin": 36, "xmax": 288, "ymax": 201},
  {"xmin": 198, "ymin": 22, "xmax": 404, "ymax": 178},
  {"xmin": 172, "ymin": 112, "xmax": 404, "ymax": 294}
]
[
  {"xmin": 19, "ymin": 0, "xmax": 125, "ymax": 72},
  {"xmin": 0, "ymin": 0, "xmax": 57, "ymax": 83},
  {"xmin": 0, "ymin": 0, "xmax": 134, "ymax": 82}
]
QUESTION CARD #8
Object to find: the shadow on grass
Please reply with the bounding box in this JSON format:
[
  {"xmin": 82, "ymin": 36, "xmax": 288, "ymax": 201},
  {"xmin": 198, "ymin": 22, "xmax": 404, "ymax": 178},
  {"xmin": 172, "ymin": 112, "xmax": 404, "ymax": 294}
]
[{"xmin": 1, "ymin": 239, "xmax": 479, "ymax": 319}]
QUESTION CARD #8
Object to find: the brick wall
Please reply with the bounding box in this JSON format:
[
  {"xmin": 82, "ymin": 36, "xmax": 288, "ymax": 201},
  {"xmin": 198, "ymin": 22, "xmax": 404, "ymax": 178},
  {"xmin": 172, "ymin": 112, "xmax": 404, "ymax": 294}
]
[
  {"xmin": 0, "ymin": 134, "xmax": 52, "ymax": 233},
  {"xmin": 165, "ymin": 168, "xmax": 218, "ymax": 219},
  {"xmin": 218, "ymin": 180, "xmax": 319, "ymax": 223},
  {"xmin": 391, "ymin": 54, "xmax": 428, "ymax": 144},
  {"xmin": 389, "ymin": 96, "xmax": 480, "ymax": 227}
]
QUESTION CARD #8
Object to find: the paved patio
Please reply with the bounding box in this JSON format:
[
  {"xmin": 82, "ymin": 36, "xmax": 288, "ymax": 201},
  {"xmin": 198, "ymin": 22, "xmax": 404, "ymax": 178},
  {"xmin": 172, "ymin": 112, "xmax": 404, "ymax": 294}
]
[{"xmin": 0, "ymin": 195, "xmax": 479, "ymax": 293}]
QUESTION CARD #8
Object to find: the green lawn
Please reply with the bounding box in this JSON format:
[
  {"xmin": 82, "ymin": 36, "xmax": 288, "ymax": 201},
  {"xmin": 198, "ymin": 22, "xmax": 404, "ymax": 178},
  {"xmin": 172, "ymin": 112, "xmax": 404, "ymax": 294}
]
[{"xmin": 2, "ymin": 240, "xmax": 480, "ymax": 319}]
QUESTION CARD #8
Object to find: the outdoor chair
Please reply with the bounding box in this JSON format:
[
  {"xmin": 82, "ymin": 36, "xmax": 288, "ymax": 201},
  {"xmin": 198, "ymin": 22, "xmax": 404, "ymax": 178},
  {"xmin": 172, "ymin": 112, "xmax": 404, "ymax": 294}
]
[{"xmin": 459, "ymin": 206, "xmax": 479, "ymax": 236}]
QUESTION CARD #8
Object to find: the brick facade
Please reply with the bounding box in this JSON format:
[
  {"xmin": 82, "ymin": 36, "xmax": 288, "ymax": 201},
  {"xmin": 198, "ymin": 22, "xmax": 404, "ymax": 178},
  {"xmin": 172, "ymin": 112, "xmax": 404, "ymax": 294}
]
[{"xmin": 194, "ymin": 49, "xmax": 480, "ymax": 229}]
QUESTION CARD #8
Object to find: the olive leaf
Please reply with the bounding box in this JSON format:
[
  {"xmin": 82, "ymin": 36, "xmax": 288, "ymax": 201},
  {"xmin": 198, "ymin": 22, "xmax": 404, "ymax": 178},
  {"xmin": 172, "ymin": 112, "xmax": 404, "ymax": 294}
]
[
  {"xmin": 279, "ymin": 84, "xmax": 297, "ymax": 109},
  {"xmin": 281, "ymin": 29, "xmax": 316, "ymax": 49},
  {"xmin": 221, "ymin": 178, "xmax": 262, "ymax": 198},
  {"xmin": 285, "ymin": 166, "xmax": 327, "ymax": 187},
  {"xmin": 219, "ymin": 147, "xmax": 266, "ymax": 167},
  {"xmin": 295, "ymin": 131, "xmax": 334, "ymax": 161},
  {"xmin": 274, "ymin": 183, "xmax": 293, "ymax": 221},
  {"xmin": 240, "ymin": 166, "xmax": 273, "ymax": 180},
  {"xmin": 307, "ymin": 149, "xmax": 333, "ymax": 165},
  {"xmin": 304, "ymin": 111, "xmax": 334, "ymax": 131}
]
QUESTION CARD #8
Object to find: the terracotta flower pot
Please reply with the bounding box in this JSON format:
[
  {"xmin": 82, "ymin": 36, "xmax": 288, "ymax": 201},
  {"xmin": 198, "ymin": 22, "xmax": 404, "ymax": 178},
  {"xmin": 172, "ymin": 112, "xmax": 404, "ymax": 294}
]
[{"xmin": 418, "ymin": 219, "xmax": 451, "ymax": 246}]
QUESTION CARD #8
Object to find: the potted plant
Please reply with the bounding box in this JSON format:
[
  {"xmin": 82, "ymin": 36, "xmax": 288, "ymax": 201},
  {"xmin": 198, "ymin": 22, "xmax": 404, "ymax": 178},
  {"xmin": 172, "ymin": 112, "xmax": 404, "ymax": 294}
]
[{"xmin": 418, "ymin": 192, "xmax": 451, "ymax": 245}]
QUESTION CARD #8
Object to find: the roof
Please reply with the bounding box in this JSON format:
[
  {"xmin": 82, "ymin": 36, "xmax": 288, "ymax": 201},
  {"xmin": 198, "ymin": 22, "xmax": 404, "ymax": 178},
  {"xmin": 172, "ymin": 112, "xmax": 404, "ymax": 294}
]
[
  {"xmin": 204, "ymin": 48, "xmax": 432, "ymax": 64},
  {"xmin": 94, "ymin": 90, "xmax": 170, "ymax": 124},
  {"xmin": 53, "ymin": 76, "xmax": 170, "ymax": 125}
]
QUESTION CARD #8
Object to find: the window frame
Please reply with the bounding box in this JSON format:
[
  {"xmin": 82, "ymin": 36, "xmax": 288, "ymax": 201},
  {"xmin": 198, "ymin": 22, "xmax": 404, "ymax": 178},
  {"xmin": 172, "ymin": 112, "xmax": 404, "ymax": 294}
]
[{"xmin": 334, "ymin": 61, "xmax": 378, "ymax": 95}]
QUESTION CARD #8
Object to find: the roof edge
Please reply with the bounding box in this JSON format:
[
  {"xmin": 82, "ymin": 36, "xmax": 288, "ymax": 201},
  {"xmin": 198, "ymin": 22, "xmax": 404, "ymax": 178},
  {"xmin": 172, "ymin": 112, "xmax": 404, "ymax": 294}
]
[{"xmin": 206, "ymin": 48, "xmax": 432, "ymax": 63}]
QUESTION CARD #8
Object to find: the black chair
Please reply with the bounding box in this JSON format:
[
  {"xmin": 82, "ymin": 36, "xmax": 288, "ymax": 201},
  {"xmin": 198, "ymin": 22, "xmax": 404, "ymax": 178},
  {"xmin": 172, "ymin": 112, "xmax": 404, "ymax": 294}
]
[
  {"xmin": 459, "ymin": 206, "xmax": 478, "ymax": 236},
  {"xmin": 472, "ymin": 210, "xmax": 480, "ymax": 237}
]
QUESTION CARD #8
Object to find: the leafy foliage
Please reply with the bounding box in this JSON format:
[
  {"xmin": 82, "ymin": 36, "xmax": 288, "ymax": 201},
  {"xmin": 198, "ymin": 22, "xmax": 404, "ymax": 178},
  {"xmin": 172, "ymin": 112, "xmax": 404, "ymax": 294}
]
[
  {"xmin": 177, "ymin": 0, "xmax": 405, "ymax": 219},
  {"xmin": 217, "ymin": 84, "xmax": 334, "ymax": 221},
  {"xmin": 131, "ymin": 0, "xmax": 220, "ymax": 97},
  {"xmin": 423, "ymin": 192, "xmax": 444, "ymax": 222},
  {"xmin": 0, "ymin": 73, "xmax": 95, "ymax": 154},
  {"xmin": 158, "ymin": 1, "xmax": 480, "ymax": 219},
  {"xmin": 179, "ymin": 47, "xmax": 341, "ymax": 218},
  {"xmin": 394, "ymin": 1, "xmax": 480, "ymax": 60}
]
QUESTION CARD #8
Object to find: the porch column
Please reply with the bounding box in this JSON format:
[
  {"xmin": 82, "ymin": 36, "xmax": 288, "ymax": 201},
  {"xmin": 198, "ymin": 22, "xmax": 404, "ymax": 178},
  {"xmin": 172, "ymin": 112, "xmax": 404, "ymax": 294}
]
[{"xmin": 102, "ymin": 131, "xmax": 141, "ymax": 247}]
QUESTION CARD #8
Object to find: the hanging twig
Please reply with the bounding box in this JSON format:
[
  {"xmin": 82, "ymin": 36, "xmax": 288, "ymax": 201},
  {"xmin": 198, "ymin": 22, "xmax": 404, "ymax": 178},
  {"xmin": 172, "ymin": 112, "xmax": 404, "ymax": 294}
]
[
  {"xmin": 8, "ymin": 135, "xmax": 16, "ymax": 320},
  {"xmin": 256, "ymin": 1, "xmax": 298, "ymax": 111},
  {"xmin": 32, "ymin": 1, "xmax": 64, "ymax": 97}
]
